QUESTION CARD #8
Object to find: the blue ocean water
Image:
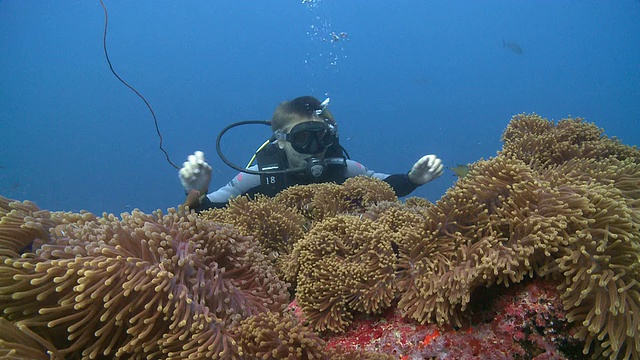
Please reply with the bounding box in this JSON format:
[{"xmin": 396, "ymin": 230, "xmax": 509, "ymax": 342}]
[{"xmin": 0, "ymin": 1, "xmax": 638, "ymax": 215}]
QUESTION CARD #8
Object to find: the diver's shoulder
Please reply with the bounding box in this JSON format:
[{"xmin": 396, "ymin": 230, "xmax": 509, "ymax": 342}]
[{"xmin": 345, "ymin": 159, "xmax": 371, "ymax": 175}]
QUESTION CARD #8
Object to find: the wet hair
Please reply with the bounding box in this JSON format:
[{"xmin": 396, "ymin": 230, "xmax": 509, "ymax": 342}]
[{"xmin": 271, "ymin": 96, "xmax": 336, "ymax": 132}]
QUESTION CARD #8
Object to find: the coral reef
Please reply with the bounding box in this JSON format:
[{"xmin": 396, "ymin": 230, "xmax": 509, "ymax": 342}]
[
  {"xmin": 0, "ymin": 317, "xmax": 60, "ymax": 359},
  {"xmin": 0, "ymin": 202, "xmax": 289, "ymax": 359},
  {"xmin": 276, "ymin": 176, "xmax": 397, "ymax": 222},
  {"xmin": 1, "ymin": 113, "xmax": 639, "ymax": 359},
  {"xmin": 231, "ymin": 310, "xmax": 326, "ymax": 359},
  {"xmin": 320, "ymin": 279, "xmax": 583, "ymax": 359},
  {"xmin": 391, "ymin": 114, "xmax": 640, "ymax": 359},
  {"xmin": 200, "ymin": 194, "xmax": 307, "ymax": 280},
  {"xmin": 294, "ymin": 215, "xmax": 397, "ymax": 333},
  {"xmin": 0, "ymin": 197, "xmax": 55, "ymax": 257},
  {"xmin": 283, "ymin": 114, "xmax": 640, "ymax": 359},
  {"xmin": 501, "ymin": 115, "xmax": 638, "ymax": 166}
]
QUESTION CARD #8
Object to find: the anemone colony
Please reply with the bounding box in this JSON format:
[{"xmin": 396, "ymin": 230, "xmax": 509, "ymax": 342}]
[{"xmin": 1, "ymin": 114, "xmax": 639, "ymax": 359}]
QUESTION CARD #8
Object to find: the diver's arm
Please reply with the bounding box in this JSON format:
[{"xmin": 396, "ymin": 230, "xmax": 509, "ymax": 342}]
[
  {"xmin": 381, "ymin": 174, "xmax": 419, "ymax": 197},
  {"xmin": 344, "ymin": 160, "xmax": 418, "ymax": 197},
  {"xmin": 194, "ymin": 166, "xmax": 262, "ymax": 211}
]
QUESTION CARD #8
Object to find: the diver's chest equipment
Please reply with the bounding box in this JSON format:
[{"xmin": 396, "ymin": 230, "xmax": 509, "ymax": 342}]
[
  {"xmin": 254, "ymin": 143, "xmax": 347, "ymax": 196},
  {"xmin": 215, "ymin": 98, "xmax": 350, "ymax": 189}
]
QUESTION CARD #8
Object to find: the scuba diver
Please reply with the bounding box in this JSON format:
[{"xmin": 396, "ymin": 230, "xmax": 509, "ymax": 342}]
[{"xmin": 179, "ymin": 96, "xmax": 444, "ymax": 211}]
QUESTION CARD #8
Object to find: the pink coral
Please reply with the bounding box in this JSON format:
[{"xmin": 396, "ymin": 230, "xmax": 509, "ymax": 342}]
[{"xmin": 320, "ymin": 279, "xmax": 583, "ymax": 359}]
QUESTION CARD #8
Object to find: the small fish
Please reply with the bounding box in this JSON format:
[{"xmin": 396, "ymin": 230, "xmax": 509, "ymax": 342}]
[
  {"xmin": 450, "ymin": 164, "xmax": 470, "ymax": 178},
  {"xmin": 502, "ymin": 39, "xmax": 523, "ymax": 55}
]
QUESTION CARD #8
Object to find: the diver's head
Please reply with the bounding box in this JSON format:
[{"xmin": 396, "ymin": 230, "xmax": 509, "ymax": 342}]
[{"xmin": 272, "ymin": 96, "xmax": 338, "ymax": 168}]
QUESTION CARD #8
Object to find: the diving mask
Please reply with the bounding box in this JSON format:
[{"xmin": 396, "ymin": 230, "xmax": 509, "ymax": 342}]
[{"xmin": 276, "ymin": 121, "xmax": 338, "ymax": 155}]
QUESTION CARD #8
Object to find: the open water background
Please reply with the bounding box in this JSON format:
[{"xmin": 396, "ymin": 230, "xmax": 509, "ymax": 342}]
[{"xmin": 1, "ymin": 1, "xmax": 638, "ymax": 215}]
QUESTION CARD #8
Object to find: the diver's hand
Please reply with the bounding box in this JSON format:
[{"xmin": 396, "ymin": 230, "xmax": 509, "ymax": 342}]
[
  {"xmin": 408, "ymin": 154, "xmax": 444, "ymax": 185},
  {"xmin": 179, "ymin": 151, "xmax": 212, "ymax": 194}
]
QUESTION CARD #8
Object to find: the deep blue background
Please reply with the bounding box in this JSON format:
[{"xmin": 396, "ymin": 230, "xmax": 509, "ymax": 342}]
[{"xmin": 1, "ymin": 1, "xmax": 639, "ymax": 215}]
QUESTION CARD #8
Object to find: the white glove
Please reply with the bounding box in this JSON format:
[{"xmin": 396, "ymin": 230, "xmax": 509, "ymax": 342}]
[
  {"xmin": 407, "ymin": 154, "xmax": 444, "ymax": 185},
  {"xmin": 178, "ymin": 151, "xmax": 212, "ymax": 194}
]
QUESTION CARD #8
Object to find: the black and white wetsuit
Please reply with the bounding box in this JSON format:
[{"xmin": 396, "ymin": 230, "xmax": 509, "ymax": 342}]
[{"xmin": 197, "ymin": 159, "xmax": 418, "ymax": 211}]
